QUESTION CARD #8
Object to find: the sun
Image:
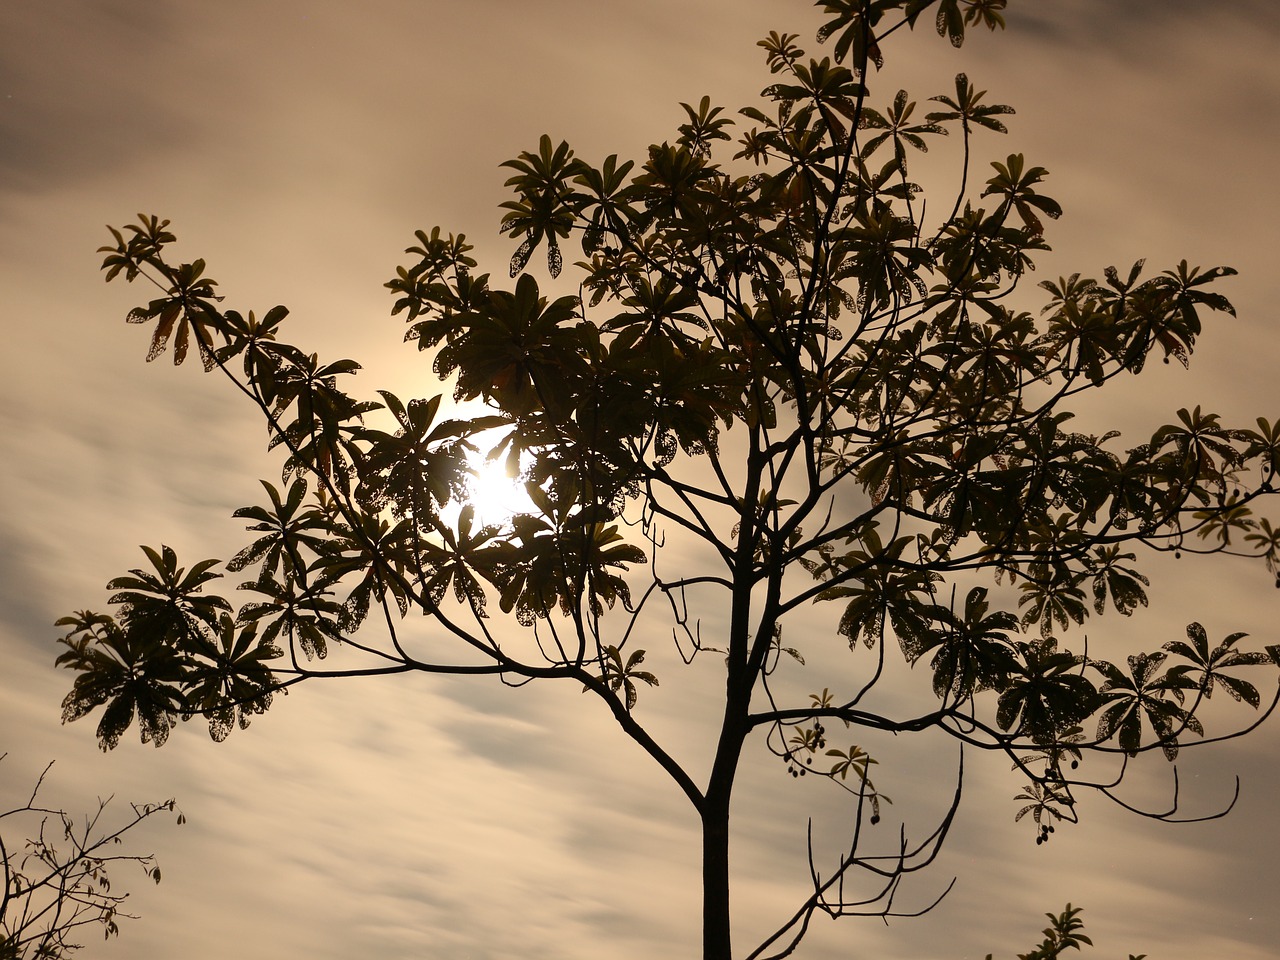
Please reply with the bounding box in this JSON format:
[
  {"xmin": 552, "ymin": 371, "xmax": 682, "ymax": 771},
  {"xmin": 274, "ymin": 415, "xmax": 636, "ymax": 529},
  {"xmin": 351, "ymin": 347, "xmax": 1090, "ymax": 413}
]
[{"xmin": 460, "ymin": 438, "xmax": 534, "ymax": 528}]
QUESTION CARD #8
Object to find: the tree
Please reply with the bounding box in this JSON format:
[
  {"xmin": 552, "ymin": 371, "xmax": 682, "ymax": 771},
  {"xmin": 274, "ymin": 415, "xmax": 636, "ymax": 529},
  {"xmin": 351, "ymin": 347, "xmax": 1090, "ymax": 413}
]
[
  {"xmin": 54, "ymin": 1, "xmax": 1280, "ymax": 957},
  {"xmin": 0, "ymin": 756, "xmax": 178, "ymax": 960},
  {"xmin": 994, "ymin": 904, "xmax": 1145, "ymax": 960}
]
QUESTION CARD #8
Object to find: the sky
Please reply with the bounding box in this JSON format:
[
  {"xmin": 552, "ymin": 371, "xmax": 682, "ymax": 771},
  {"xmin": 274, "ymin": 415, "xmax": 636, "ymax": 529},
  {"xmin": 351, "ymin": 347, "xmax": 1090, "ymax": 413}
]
[{"xmin": 2, "ymin": 1, "xmax": 1280, "ymax": 959}]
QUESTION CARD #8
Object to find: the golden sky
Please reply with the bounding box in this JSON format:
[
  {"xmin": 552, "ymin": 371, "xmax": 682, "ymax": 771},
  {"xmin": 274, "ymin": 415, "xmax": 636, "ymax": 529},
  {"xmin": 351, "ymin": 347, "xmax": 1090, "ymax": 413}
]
[{"xmin": 2, "ymin": 2, "xmax": 1280, "ymax": 959}]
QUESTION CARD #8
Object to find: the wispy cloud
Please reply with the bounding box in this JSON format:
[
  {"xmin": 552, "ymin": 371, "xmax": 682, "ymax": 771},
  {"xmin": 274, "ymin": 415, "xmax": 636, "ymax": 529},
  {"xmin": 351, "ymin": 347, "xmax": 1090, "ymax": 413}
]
[{"xmin": 3, "ymin": 3, "xmax": 1279, "ymax": 959}]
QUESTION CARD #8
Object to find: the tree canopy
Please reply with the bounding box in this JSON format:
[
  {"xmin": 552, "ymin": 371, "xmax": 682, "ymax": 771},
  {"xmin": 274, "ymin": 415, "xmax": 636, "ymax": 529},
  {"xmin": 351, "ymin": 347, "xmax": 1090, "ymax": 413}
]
[{"xmin": 56, "ymin": 1, "xmax": 1280, "ymax": 957}]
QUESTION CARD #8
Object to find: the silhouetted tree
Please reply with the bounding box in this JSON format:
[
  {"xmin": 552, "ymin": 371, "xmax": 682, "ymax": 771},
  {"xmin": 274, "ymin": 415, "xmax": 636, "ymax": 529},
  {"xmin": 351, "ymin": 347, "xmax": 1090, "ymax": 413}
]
[
  {"xmin": 56, "ymin": 2, "xmax": 1280, "ymax": 957},
  {"xmin": 994, "ymin": 904, "xmax": 1146, "ymax": 960},
  {"xmin": 0, "ymin": 756, "xmax": 177, "ymax": 959}
]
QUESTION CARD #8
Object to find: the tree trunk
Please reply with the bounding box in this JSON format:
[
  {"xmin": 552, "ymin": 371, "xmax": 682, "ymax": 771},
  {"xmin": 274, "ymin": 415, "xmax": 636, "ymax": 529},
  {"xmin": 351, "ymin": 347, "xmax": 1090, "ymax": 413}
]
[
  {"xmin": 702, "ymin": 797, "xmax": 733, "ymax": 960},
  {"xmin": 702, "ymin": 426, "xmax": 763, "ymax": 960}
]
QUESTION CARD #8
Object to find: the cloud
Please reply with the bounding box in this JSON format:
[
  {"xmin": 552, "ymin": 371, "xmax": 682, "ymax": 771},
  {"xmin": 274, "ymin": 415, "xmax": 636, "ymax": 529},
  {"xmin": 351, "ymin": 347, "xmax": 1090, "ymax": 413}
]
[
  {"xmin": 0, "ymin": 2, "xmax": 193, "ymax": 201},
  {"xmin": 4, "ymin": 2, "xmax": 1280, "ymax": 960}
]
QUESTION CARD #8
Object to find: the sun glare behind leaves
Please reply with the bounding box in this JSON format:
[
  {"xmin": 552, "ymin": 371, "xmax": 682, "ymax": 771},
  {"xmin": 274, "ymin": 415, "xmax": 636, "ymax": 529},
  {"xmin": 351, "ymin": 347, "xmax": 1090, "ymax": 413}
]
[{"xmin": 461, "ymin": 434, "xmax": 534, "ymax": 528}]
